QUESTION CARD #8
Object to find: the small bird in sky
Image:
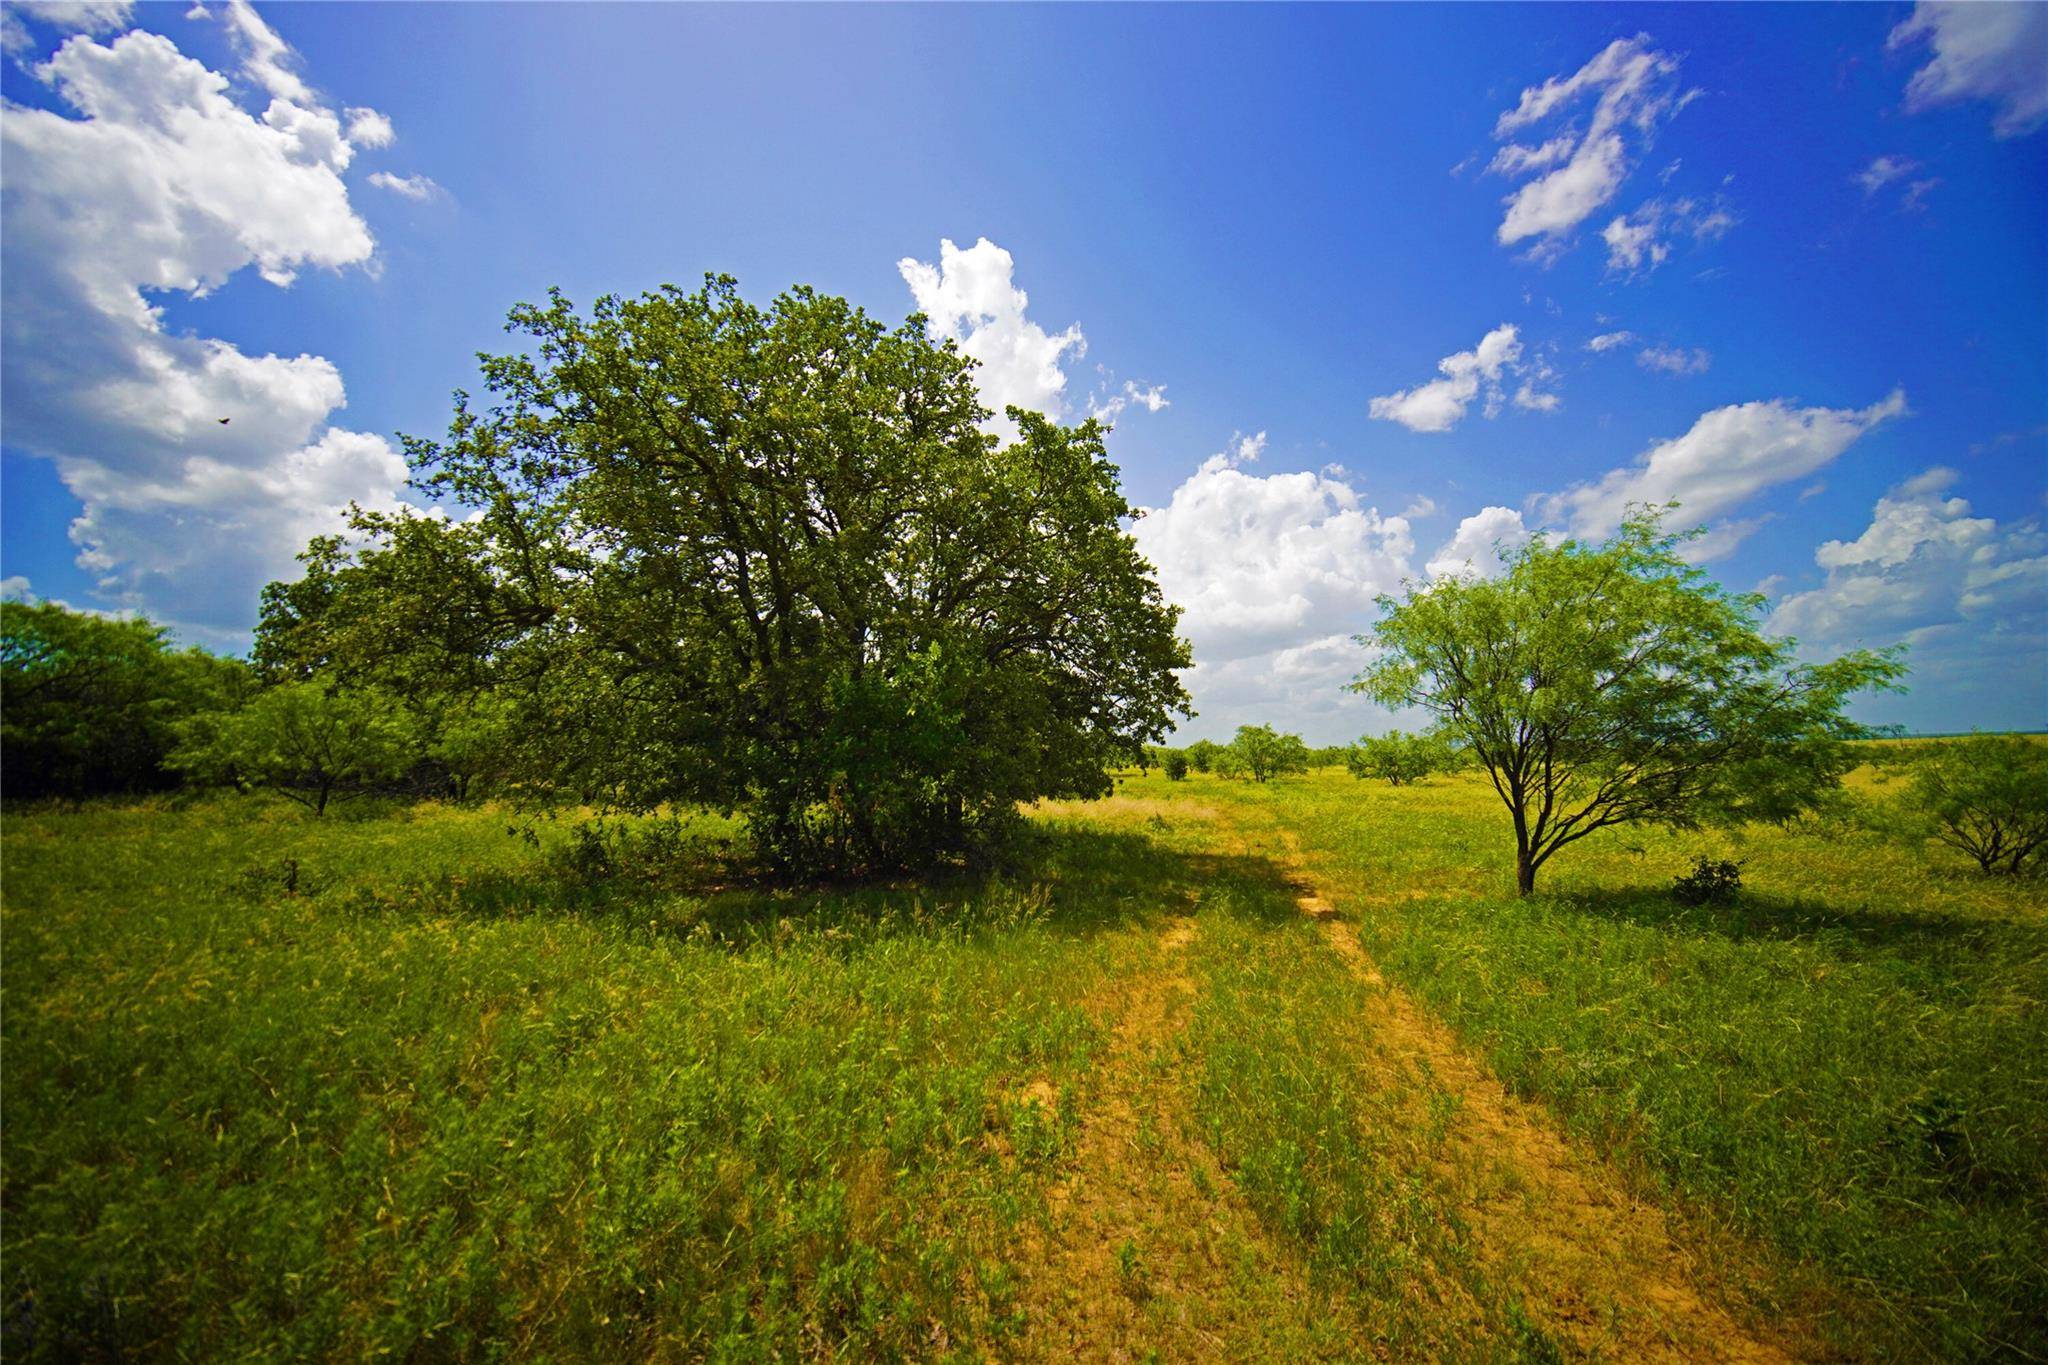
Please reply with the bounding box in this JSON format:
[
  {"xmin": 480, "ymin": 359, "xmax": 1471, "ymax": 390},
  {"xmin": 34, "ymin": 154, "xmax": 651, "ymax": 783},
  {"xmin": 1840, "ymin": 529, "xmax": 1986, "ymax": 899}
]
[{"xmin": 218, "ymin": 417, "xmax": 231, "ymax": 424}]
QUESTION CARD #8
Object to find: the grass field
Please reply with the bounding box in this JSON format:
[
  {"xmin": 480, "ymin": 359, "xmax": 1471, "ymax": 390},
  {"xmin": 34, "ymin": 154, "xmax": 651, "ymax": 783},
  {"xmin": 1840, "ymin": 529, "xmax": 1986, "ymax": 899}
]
[{"xmin": 4, "ymin": 764, "xmax": 2043, "ymax": 1359}]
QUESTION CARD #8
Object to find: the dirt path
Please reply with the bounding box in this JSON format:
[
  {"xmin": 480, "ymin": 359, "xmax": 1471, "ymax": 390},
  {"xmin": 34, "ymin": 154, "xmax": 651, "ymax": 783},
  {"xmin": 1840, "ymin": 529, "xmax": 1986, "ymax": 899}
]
[
  {"xmin": 1285, "ymin": 864, "xmax": 1804, "ymax": 1363},
  {"xmin": 1015, "ymin": 910, "xmax": 1362, "ymax": 1361}
]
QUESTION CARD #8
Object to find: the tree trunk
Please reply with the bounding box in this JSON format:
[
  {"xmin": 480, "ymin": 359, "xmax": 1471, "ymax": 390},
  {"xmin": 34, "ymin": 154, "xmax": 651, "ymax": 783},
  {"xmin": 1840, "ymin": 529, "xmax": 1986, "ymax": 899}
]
[{"xmin": 1511, "ymin": 795, "xmax": 1536, "ymax": 895}]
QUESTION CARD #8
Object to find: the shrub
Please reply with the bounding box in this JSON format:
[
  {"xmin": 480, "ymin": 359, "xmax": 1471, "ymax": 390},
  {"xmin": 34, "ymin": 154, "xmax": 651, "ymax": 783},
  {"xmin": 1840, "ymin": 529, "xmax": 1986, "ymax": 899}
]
[
  {"xmin": 1671, "ymin": 856, "xmax": 1742, "ymax": 906},
  {"xmin": 1163, "ymin": 751, "xmax": 1189, "ymax": 782},
  {"xmin": 1186, "ymin": 739, "xmax": 1219, "ymax": 773},
  {"xmin": 1907, "ymin": 735, "xmax": 2048, "ymax": 875}
]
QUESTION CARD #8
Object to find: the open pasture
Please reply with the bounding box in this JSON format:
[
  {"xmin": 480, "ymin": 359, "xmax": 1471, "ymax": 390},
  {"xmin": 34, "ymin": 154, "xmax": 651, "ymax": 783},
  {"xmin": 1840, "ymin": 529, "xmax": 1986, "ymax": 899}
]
[{"xmin": 3, "ymin": 761, "xmax": 2043, "ymax": 1360}]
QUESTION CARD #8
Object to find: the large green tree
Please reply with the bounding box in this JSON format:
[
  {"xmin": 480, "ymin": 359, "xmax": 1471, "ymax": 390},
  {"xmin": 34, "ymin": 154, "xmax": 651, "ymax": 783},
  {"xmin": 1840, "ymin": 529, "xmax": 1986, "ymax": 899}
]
[
  {"xmin": 1353, "ymin": 511, "xmax": 1903, "ymax": 895},
  {"xmin": 259, "ymin": 277, "xmax": 1191, "ymax": 873}
]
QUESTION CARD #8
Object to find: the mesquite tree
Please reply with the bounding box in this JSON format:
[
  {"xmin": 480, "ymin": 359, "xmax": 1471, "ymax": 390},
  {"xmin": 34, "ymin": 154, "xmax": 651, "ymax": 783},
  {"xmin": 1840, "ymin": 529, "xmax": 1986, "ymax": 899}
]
[
  {"xmin": 1908, "ymin": 735, "xmax": 2048, "ymax": 875},
  {"xmin": 1225, "ymin": 724, "xmax": 1309, "ymax": 782},
  {"xmin": 1353, "ymin": 511, "xmax": 1903, "ymax": 895}
]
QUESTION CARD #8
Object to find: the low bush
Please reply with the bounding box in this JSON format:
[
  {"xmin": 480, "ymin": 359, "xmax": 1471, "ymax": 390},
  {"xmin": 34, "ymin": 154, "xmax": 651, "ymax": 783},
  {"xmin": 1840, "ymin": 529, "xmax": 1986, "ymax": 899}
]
[{"xmin": 1670, "ymin": 856, "xmax": 1742, "ymax": 906}]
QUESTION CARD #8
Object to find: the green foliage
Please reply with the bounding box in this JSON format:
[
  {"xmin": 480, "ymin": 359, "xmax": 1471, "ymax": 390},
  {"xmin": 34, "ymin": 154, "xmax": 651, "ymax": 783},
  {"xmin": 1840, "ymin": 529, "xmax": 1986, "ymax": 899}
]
[
  {"xmin": 1163, "ymin": 750, "xmax": 1189, "ymax": 782},
  {"xmin": 1355, "ymin": 509, "xmax": 1905, "ymax": 894},
  {"xmin": 1223, "ymin": 724, "xmax": 1309, "ymax": 783},
  {"xmin": 1670, "ymin": 855, "xmax": 1742, "ymax": 905},
  {"xmin": 1, "ymin": 599, "xmax": 251, "ymax": 800},
  {"xmin": 1185, "ymin": 739, "xmax": 1218, "ymax": 773},
  {"xmin": 1906, "ymin": 735, "xmax": 2048, "ymax": 874},
  {"xmin": 258, "ymin": 277, "xmax": 1189, "ymax": 876},
  {"xmin": 1345, "ymin": 729, "xmax": 1455, "ymax": 786},
  {"xmin": 173, "ymin": 682, "xmax": 422, "ymax": 814},
  {"xmin": 423, "ymin": 693, "xmax": 520, "ymax": 802}
]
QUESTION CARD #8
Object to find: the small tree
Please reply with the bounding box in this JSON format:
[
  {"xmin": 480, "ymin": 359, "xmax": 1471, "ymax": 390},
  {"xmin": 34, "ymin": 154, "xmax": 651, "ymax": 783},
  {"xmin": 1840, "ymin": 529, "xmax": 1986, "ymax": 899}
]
[
  {"xmin": 1907, "ymin": 736, "xmax": 2048, "ymax": 875},
  {"xmin": 175, "ymin": 682, "xmax": 420, "ymax": 814},
  {"xmin": 1186, "ymin": 739, "xmax": 1219, "ymax": 773},
  {"xmin": 1346, "ymin": 729, "xmax": 1453, "ymax": 786},
  {"xmin": 1354, "ymin": 510, "xmax": 1903, "ymax": 895},
  {"xmin": 426, "ymin": 694, "xmax": 519, "ymax": 802},
  {"xmin": 1226, "ymin": 724, "xmax": 1310, "ymax": 783},
  {"xmin": 1163, "ymin": 750, "xmax": 1190, "ymax": 782}
]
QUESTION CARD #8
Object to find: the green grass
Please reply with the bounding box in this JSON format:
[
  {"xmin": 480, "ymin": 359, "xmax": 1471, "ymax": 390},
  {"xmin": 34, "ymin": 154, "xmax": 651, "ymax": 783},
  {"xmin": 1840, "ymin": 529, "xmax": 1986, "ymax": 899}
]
[
  {"xmin": 1178, "ymin": 867, "xmax": 1498, "ymax": 1357},
  {"xmin": 2, "ymin": 796, "xmax": 1138, "ymax": 1358},
  {"xmin": 1170, "ymin": 764, "xmax": 2048, "ymax": 1360},
  {"xmin": 6, "ymin": 770, "xmax": 2043, "ymax": 1359}
]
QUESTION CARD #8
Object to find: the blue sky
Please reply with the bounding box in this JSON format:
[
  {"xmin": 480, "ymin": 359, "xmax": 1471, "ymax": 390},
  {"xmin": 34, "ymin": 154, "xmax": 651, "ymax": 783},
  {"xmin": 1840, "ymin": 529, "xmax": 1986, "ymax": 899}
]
[{"xmin": 3, "ymin": 1, "xmax": 2043, "ymax": 741}]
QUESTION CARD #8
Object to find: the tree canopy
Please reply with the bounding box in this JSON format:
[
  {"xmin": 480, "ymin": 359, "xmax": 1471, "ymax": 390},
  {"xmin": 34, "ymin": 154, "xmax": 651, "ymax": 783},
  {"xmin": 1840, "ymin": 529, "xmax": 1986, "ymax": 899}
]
[
  {"xmin": 1906, "ymin": 735, "xmax": 2048, "ymax": 875},
  {"xmin": 1347, "ymin": 730, "xmax": 1457, "ymax": 786},
  {"xmin": 1353, "ymin": 510, "xmax": 1904, "ymax": 894},
  {"xmin": 257, "ymin": 277, "xmax": 1191, "ymax": 873},
  {"xmin": 1, "ymin": 599, "xmax": 250, "ymax": 800},
  {"xmin": 1223, "ymin": 724, "xmax": 1310, "ymax": 783}
]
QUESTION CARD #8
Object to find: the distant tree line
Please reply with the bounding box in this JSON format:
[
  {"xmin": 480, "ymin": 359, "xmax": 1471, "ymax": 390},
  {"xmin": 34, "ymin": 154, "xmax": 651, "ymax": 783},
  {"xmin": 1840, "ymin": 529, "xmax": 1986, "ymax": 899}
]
[
  {"xmin": 1147, "ymin": 725, "xmax": 1311, "ymax": 783},
  {"xmin": 0, "ymin": 601, "xmax": 252, "ymax": 800}
]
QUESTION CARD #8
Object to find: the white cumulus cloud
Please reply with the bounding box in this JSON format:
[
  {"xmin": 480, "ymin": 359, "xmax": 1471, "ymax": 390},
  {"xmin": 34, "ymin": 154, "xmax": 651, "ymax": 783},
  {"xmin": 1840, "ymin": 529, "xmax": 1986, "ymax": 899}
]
[
  {"xmin": 1, "ymin": 0, "xmax": 130, "ymax": 52},
  {"xmin": 898, "ymin": 236, "xmax": 1085, "ymax": 442},
  {"xmin": 1771, "ymin": 468, "xmax": 2047, "ymax": 722},
  {"xmin": 1369, "ymin": 323, "xmax": 1556, "ymax": 433},
  {"xmin": 1539, "ymin": 390, "xmax": 1909, "ymax": 551},
  {"xmin": 1130, "ymin": 432, "xmax": 1415, "ymax": 738},
  {"xmin": 1889, "ymin": 1, "xmax": 2048, "ymax": 138},
  {"xmin": 344, "ymin": 105, "xmax": 393, "ymax": 148},
  {"xmin": 0, "ymin": 8, "xmax": 409, "ymax": 637},
  {"xmin": 1088, "ymin": 377, "xmax": 1170, "ymax": 423},
  {"xmin": 1426, "ymin": 506, "xmax": 1531, "ymax": 579},
  {"xmin": 1600, "ymin": 196, "xmax": 1737, "ymax": 277},
  {"xmin": 367, "ymin": 170, "xmax": 437, "ymax": 199}
]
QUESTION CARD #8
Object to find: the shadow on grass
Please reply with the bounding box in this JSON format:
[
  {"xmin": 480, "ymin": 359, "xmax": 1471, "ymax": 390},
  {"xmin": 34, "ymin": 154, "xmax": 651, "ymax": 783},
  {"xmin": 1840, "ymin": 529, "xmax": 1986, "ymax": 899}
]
[
  {"xmin": 1543, "ymin": 884, "xmax": 2036, "ymax": 960},
  {"xmin": 309, "ymin": 824, "xmax": 1308, "ymax": 954}
]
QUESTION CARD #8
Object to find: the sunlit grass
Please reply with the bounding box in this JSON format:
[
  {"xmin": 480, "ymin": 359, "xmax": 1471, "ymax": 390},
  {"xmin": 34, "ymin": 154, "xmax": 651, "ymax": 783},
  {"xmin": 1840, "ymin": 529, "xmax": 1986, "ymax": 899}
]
[
  {"xmin": 5, "ymin": 765, "xmax": 2042, "ymax": 1359},
  {"xmin": 2, "ymin": 795, "xmax": 1136, "ymax": 1358},
  {"xmin": 1160, "ymin": 764, "xmax": 2047, "ymax": 1359}
]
